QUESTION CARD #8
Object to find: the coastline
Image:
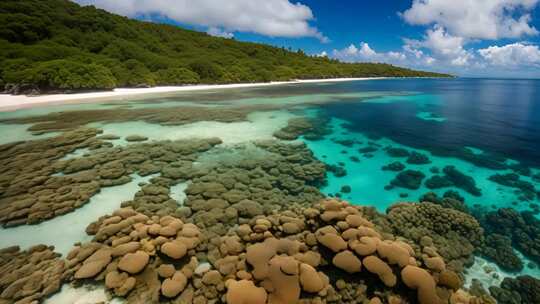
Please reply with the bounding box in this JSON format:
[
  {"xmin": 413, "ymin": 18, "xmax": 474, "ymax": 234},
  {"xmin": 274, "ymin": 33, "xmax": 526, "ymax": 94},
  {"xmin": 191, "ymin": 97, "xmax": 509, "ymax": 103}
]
[{"xmin": 0, "ymin": 77, "xmax": 384, "ymax": 112}]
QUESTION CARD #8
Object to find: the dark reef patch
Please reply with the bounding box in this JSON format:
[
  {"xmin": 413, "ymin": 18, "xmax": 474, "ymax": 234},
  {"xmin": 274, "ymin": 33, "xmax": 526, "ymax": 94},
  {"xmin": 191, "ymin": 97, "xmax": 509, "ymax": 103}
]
[
  {"xmin": 381, "ymin": 161, "xmax": 405, "ymax": 172},
  {"xmin": 419, "ymin": 191, "xmax": 468, "ymax": 213},
  {"xmin": 405, "ymin": 151, "xmax": 431, "ymax": 165},
  {"xmin": 488, "ymin": 173, "xmax": 538, "ymax": 201},
  {"xmin": 385, "ymin": 147, "xmax": 410, "ymax": 158},
  {"xmin": 479, "ymin": 208, "xmax": 540, "ymax": 266},
  {"xmin": 425, "ymin": 175, "xmax": 453, "ymax": 189},
  {"xmin": 389, "ymin": 170, "xmax": 425, "ymax": 190},
  {"xmin": 442, "ymin": 166, "xmax": 482, "ymax": 196}
]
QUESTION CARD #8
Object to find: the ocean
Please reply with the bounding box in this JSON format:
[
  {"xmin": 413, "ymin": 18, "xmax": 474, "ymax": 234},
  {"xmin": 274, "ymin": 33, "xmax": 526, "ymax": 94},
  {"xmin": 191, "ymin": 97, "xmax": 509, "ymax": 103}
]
[{"xmin": 0, "ymin": 78, "xmax": 539, "ymax": 301}]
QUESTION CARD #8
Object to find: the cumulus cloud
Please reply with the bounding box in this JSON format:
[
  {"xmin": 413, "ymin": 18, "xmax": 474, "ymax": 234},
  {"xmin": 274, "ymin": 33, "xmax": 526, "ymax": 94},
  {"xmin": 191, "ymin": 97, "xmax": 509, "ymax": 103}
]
[
  {"xmin": 316, "ymin": 51, "xmax": 328, "ymax": 57},
  {"xmin": 331, "ymin": 42, "xmax": 407, "ymax": 64},
  {"xmin": 74, "ymin": 0, "xmax": 328, "ymax": 42},
  {"xmin": 402, "ymin": 0, "xmax": 539, "ymax": 39},
  {"xmin": 478, "ymin": 42, "xmax": 540, "ymax": 66},
  {"xmin": 405, "ymin": 26, "xmax": 474, "ymax": 66},
  {"xmin": 206, "ymin": 27, "xmax": 234, "ymax": 39}
]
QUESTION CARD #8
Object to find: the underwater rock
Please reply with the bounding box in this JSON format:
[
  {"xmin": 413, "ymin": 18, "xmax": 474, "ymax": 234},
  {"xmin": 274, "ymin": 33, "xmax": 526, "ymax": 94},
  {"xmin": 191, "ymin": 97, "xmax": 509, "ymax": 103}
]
[
  {"xmin": 390, "ymin": 170, "xmax": 426, "ymax": 190},
  {"xmin": 381, "ymin": 161, "xmax": 405, "ymax": 172},
  {"xmin": 406, "ymin": 151, "xmax": 431, "ymax": 165}
]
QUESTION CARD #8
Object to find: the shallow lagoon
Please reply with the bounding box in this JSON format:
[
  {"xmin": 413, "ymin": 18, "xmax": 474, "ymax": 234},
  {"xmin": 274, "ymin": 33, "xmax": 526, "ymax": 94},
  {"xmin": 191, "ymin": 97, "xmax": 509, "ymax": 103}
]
[{"xmin": 1, "ymin": 78, "xmax": 539, "ymax": 302}]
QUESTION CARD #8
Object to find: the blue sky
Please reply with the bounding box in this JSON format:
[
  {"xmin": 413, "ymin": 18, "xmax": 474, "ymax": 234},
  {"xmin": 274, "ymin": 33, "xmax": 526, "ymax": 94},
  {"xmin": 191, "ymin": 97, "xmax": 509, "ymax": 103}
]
[{"xmin": 76, "ymin": 0, "xmax": 540, "ymax": 78}]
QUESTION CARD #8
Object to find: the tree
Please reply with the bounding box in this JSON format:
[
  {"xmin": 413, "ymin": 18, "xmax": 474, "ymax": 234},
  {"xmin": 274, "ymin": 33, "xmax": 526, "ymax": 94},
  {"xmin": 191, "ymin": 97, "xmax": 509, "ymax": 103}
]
[
  {"xmin": 155, "ymin": 68, "xmax": 200, "ymax": 85},
  {"xmin": 7, "ymin": 59, "xmax": 116, "ymax": 89}
]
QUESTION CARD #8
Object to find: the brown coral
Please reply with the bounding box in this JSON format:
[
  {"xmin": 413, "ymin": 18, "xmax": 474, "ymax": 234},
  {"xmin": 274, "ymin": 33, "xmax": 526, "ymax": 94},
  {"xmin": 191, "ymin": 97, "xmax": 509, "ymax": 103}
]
[{"xmin": 401, "ymin": 265, "xmax": 442, "ymax": 304}]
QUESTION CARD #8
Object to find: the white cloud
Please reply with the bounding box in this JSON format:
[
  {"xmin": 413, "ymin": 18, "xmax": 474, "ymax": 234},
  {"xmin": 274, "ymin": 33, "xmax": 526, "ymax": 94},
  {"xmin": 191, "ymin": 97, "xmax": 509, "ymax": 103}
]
[
  {"xmin": 206, "ymin": 27, "xmax": 234, "ymax": 39},
  {"xmin": 331, "ymin": 42, "xmax": 408, "ymax": 65},
  {"xmin": 478, "ymin": 42, "xmax": 540, "ymax": 66},
  {"xmin": 74, "ymin": 0, "xmax": 328, "ymax": 42},
  {"xmin": 316, "ymin": 51, "xmax": 328, "ymax": 57},
  {"xmin": 402, "ymin": 0, "xmax": 539, "ymax": 39},
  {"xmin": 405, "ymin": 26, "xmax": 474, "ymax": 66}
]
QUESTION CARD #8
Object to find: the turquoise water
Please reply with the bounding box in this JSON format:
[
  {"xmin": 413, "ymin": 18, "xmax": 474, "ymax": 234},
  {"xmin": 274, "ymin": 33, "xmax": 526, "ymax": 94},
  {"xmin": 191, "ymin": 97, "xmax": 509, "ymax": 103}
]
[
  {"xmin": 303, "ymin": 117, "xmax": 538, "ymax": 214},
  {"xmin": 1, "ymin": 78, "xmax": 539, "ymax": 291}
]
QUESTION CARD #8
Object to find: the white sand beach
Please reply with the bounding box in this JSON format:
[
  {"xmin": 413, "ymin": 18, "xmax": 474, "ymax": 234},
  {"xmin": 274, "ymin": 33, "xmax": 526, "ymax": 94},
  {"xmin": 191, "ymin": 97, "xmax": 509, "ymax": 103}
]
[{"xmin": 0, "ymin": 78, "xmax": 383, "ymax": 111}]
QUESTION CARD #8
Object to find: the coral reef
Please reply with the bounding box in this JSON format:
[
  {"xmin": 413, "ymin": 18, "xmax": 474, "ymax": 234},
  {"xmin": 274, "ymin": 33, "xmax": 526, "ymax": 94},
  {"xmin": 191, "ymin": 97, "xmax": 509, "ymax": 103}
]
[
  {"xmin": 65, "ymin": 208, "xmax": 202, "ymax": 302},
  {"xmin": 389, "ymin": 170, "xmax": 425, "ymax": 190},
  {"xmin": 441, "ymin": 166, "xmax": 481, "ymax": 197},
  {"xmin": 405, "ymin": 152, "xmax": 431, "ymax": 165},
  {"xmin": 381, "ymin": 161, "xmax": 405, "ymax": 172},
  {"xmin": 489, "ymin": 276, "xmax": 540, "ymax": 304},
  {"xmin": 0, "ymin": 123, "xmax": 530, "ymax": 304},
  {"xmin": 425, "ymin": 175, "xmax": 454, "ymax": 189},
  {"xmin": 479, "ymin": 208, "xmax": 540, "ymax": 265},
  {"xmin": 478, "ymin": 234, "xmax": 523, "ymax": 272},
  {"xmin": 204, "ymin": 199, "xmax": 482, "ymax": 304},
  {"xmin": 385, "ymin": 147, "xmax": 410, "ymax": 158},
  {"xmin": 0, "ymin": 128, "xmax": 221, "ymax": 226},
  {"xmin": 0, "ymin": 200, "xmax": 494, "ymax": 304},
  {"xmin": 419, "ymin": 192, "xmax": 468, "ymax": 213},
  {"xmin": 0, "ymin": 105, "xmax": 271, "ymax": 133},
  {"xmin": 273, "ymin": 117, "xmax": 331, "ymax": 141},
  {"xmin": 384, "ymin": 202, "xmax": 483, "ymax": 271},
  {"xmin": 488, "ymin": 173, "xmax": 537, "ymax": 201},
  {"xmin": 0, "ymin": 245, "xmax": 66, "ymax": 303}
]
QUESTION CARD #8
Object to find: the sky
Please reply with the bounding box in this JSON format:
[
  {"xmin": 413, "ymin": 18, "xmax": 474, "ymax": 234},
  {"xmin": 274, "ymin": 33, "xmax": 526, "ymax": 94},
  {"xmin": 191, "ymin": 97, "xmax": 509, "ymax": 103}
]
[{"xmin": 74, "ymin": 0, "xmax": 540, "ymax": 78}]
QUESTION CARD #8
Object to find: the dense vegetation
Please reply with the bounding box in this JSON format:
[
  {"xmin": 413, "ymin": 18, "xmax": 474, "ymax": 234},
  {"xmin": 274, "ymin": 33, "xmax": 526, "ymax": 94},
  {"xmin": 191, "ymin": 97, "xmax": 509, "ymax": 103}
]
[{"xmin": 0, "ymin": 0, "xmax": 450, "ymax": 93}]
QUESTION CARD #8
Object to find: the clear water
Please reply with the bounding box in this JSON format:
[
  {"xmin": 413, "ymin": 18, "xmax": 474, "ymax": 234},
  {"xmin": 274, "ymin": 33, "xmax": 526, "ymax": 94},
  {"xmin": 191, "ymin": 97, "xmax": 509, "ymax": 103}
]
[{"xmin": 1, "ymin": 78, "xmax": 539, "ymax": 290}]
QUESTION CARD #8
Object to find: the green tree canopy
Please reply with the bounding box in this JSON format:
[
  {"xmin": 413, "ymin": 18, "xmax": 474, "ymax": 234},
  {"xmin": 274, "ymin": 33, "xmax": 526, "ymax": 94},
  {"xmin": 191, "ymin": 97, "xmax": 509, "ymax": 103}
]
[{"xmin": 0, "ymin": 0, "xmax": 451, "ymax": 93}]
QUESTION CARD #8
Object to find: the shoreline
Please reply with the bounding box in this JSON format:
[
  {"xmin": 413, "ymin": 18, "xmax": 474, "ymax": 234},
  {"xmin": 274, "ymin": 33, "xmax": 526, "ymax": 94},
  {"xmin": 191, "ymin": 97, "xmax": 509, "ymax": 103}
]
[{"xmin": 0, "ymin": 77, "xmax": 385, "ymax": 112}]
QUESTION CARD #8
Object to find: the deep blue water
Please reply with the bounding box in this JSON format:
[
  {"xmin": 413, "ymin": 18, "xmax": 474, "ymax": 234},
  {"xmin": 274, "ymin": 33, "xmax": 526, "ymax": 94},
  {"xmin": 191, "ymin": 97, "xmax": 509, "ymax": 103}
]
[{"xmin": 318, "ymin": 78, "xmax": 540, "ymax": 168}]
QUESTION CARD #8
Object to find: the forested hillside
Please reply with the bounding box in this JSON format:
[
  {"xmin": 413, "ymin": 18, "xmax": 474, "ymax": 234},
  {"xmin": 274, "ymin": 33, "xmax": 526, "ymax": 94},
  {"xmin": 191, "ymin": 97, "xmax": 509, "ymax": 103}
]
[{"xmin": 0, "ymin": 0, "xmax": 450, "ymax": 94}]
